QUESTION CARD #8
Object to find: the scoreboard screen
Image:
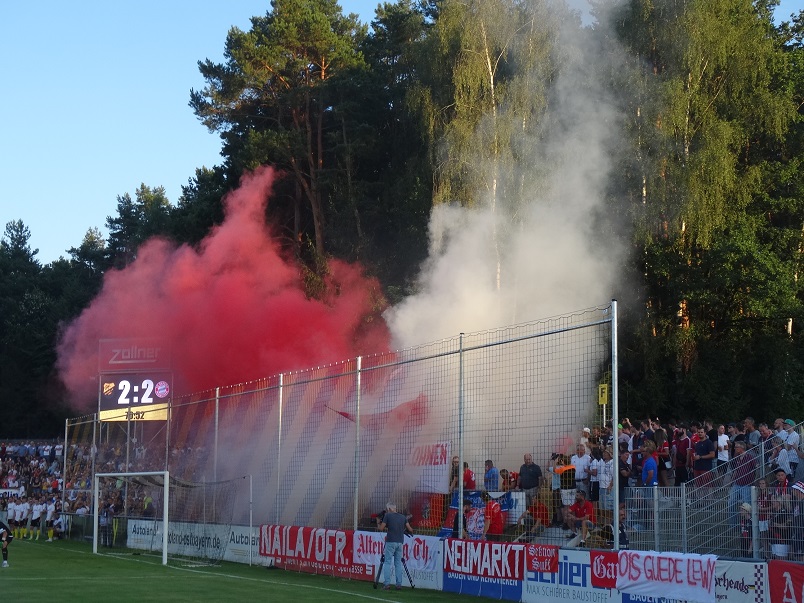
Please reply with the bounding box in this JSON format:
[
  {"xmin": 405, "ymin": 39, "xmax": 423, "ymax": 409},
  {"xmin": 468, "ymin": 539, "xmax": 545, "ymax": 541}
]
[{"xmin": 99, "ymin": 372, "xmax": 171, "ymax": 422}]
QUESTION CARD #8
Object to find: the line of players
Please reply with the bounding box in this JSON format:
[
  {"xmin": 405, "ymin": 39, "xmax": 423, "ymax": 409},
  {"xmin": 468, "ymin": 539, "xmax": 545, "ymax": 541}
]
[{"xmin": 3, "ymin": 495, "xmax": 65, "ymax": 543}]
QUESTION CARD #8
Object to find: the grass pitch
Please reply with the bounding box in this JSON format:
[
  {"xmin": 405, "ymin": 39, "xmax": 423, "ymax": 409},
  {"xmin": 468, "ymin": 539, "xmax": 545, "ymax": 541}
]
[{"xmin": 3, "ymin": 537, "xmax": 467, "ymax": 602}]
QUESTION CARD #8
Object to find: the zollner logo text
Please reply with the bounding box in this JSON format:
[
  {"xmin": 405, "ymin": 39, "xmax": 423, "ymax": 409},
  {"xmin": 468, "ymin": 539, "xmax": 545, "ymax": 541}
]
[{"xmin": 109, "ymin": 345, "xmax": 162, "ymax": 365}]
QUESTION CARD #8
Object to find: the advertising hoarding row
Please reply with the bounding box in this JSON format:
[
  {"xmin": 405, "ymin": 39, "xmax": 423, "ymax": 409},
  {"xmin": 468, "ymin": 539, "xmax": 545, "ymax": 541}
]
[{"xmin": 126, "ymin": 519, "xmax": 794, "ymax": 603}]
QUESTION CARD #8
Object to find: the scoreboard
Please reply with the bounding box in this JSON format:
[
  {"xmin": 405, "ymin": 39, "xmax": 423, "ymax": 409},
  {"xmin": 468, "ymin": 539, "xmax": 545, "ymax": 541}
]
[{"xmin": 99, "ymin": 372, "xmax": 171, "ymax": 422}]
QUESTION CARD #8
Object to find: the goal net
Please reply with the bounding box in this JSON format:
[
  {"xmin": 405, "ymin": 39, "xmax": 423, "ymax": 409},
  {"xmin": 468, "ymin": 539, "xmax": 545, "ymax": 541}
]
[{"xmin": 93, "ymin": 471, "xmax": 243, "ymax": 566}]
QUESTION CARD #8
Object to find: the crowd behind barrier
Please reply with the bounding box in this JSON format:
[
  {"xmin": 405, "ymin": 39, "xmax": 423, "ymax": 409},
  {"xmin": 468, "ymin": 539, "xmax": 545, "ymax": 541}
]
[{"xmin": 3, "ymin": 414, "xmax": 804, "ymax": 563}]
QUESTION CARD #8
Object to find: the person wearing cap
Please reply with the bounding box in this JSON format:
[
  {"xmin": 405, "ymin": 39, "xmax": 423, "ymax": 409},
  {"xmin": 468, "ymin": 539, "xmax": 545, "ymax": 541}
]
[{"xmin": 580, "ymin": 427, "xmax": 592, "ymax": 455}]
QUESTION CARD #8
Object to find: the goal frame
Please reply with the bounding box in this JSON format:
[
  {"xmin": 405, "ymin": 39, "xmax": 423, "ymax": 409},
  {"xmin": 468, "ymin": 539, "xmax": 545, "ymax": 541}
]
[{"xmin": 94, "ymin": 470, "xmax": 170, "ymax": 565}]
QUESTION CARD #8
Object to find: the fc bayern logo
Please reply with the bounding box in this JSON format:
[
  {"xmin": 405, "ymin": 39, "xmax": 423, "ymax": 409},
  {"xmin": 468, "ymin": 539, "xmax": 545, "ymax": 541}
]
[{"xmin": 154, "ymin": 381, "xmax": 170, "ymax": 398}]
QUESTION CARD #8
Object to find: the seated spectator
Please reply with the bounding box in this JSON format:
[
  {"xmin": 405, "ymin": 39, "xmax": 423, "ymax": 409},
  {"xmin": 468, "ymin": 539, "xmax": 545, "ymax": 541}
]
[
  {"xmin": 563, "ymin": 489, "xmax": 595, "ymax": 546},
  {"xmin": 515, "ymin": 498, "xmax": 549, "ymax": 542}
]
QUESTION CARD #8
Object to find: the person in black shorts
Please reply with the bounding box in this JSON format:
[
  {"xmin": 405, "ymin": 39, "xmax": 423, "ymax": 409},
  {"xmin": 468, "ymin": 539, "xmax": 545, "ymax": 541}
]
[{"xmin": 0, "ymin": 520, "xmax": 13, "ymax": 567}]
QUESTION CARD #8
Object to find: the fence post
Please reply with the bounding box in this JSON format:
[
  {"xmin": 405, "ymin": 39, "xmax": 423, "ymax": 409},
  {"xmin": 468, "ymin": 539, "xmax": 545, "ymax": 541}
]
[
  {"xmin": 457, "ymin": 333, "xmax": 465, "ymax": 537},
  {"xmin": 681, "ymin": 482, "xmax": 688, "ymax": 553},
  {"xmin": 652, "ymin": 486, "xmax": 660, "ymax": 550},
  {"xmin": 353, "ymin": 356, "xmax": 362, "ymax": 531},
  {"xmin": 751, "ymin": 485, "xmax": 759, "ymax": 559},
  {"xmin": 275, "ymin": 373, "xmax": 284, "ymax": 525}
]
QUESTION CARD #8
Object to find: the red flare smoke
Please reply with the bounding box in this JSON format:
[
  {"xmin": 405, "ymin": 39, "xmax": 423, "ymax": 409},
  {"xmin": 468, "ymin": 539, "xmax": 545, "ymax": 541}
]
[{"xmin": 57, "ymin": 166, "xmax": 390, "ymax": 410}]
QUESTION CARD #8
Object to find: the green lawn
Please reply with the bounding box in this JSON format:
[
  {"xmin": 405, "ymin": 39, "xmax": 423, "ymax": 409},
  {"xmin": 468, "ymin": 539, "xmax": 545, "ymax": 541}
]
[{"xmin": 3, "ymin": 538, "xmax": 468, "ymax": 603}]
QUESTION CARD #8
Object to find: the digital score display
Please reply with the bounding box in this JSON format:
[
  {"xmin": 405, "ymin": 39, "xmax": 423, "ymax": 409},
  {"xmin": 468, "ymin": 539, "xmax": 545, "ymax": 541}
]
[{"xmin": 99, "ymin": 373, "xmax": 171, "ymax": 422}]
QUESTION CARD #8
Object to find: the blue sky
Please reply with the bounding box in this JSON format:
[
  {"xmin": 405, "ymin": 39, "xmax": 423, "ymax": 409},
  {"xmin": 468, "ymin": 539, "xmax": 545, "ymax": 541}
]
[{"xmin": 1, "ymin": 0, "xmax": 801, "ymax": 265}]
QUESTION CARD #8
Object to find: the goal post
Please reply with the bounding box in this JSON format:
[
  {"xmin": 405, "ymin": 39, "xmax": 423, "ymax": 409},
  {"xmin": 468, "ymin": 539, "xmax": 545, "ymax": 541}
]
[
  {"xmin": 94, "ymin": 471, "xmax": 169, "ymax": 564},
  {"xmin": 93, "ymin": 470, "xmax": 244, "ymax": 566}
]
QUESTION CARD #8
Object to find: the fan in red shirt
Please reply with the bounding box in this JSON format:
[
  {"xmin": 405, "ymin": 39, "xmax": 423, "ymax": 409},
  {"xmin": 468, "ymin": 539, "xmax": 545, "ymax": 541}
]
[
  {"xmin": 515, "ymin": 499, "xmax": 550, "ymax": 542},
  {"xmin": 563, "ymin": 489, "xmax": 596, "ymax": 546},
  {"xmin": 482, "ymin": 493, "xmax": 505, "ymax": 541},
  {"xmin": 463, "ymin": 462, "xmax": 476, "ymax": 490}
]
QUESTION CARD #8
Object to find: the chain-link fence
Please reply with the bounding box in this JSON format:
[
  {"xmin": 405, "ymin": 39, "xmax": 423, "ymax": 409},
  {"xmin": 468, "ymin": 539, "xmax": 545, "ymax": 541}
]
[{"xmin": 63, "ymin": 303, "xmax": 614, "ymax": 536}]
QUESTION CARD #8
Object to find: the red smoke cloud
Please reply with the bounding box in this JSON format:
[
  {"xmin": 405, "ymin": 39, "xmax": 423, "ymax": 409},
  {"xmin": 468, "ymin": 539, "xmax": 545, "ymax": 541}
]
[{"xmin": 57, "ymin": 166, "xmax": 390, "ymax": 410}]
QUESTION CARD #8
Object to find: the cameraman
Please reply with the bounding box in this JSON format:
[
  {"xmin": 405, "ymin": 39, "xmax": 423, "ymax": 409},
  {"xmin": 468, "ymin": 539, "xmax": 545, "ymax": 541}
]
[{"xmin": 378, "ymin": 503, "xmax": 413, "ymax": 591}]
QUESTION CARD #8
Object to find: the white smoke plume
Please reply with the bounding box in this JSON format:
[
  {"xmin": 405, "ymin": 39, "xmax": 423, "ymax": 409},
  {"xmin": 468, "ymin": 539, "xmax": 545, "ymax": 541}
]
[{"xmin": 386, "ymin": 0, "xmax": 625, "ymax": 349}]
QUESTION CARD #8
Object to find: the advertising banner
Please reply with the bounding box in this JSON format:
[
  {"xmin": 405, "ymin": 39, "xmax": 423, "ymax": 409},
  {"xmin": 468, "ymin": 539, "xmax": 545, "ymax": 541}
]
[
  {"xmin": 259, "ymin": 525, "xmax": 371, "ymax": 580},
  {"xmin": 442, "ymin": 538, "xmax": 525, "ymax": 600},
  {"xmin": 769, "ymin": 559, "xmax": 804, "ymax": 603},
  {"xmin": 617, "ymin": 550, "xmax": 717, "ymax": 603},
  {"xmin": 713, "ymin": 560, "xmax": 767, "ymax": 603},
  {"xmin": 352, "ymin": 531, "xmax": 442, "ymax": 590},
  {"xmin": 523, "ymin": 548, "xmax": 618, "ymax": 603}
]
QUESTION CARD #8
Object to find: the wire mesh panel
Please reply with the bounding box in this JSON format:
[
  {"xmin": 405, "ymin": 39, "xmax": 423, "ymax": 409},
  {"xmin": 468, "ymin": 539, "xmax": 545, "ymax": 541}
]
[{"xmin": 66, "ymin": 303, "xmax": 614, "ymax": 540}]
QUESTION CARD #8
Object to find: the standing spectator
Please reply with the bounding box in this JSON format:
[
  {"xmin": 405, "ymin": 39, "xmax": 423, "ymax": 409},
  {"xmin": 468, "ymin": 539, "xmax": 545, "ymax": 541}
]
[
  {"xmin": 691, "ymin": 425, "xmax": 716, "ymax": 500},
  {"xmin": 483, "ymin": 460, "xmax": 500, "ymax": 491},
  {"xmin": 784, "ymin": 420, "xmax": 800, "ymax": 476},
  {"xmin": 498, "ymin": 469, "xmax": 512, "ymax": 492},
  {"xmin": 617, "ymin": 423, "xmax": 631, "ymax": 448},
  {"xmin": 716, "ymin": 424, "xmax": 730, "ymax": 472},
  {"xmin": 745, "ymin": 417, "xmax": 761, "ymax": 449},
  {"xmin": 517, "ymin": 453, "xmax": 543, "ymax": 507},
  {"xmin": 379, "ymin": 503, "xmax": 413, "ymax": 591},
  {"xmin": 580, "ymin": 427, "xmax": 592, "ymax": 455},
  {"xmin": 641, "ymin": 440, "xmax": 658, "ymax": 486},
  {"xmin": 630, "ymin": 424, "xmax": 648, "ymax": 486},
  {"xmin": 672, "ymin": 425, "xmax": 692, "ymax": 485},
  {"xmin": 448, "ymin": 456, "xmax": 460, "ymax": 493},
  {"xmin": 462, "ymin": 462, "xmax": 476, "ymax": 490},
  {"xmin": 547, "ymin": 454, "xmax": 564, "ymax": 526},
  {"xmin": 588, "ymin": 448, "xmax": 602, "ymax": 504},
  {"xmin": 654, "ymin": 428, "xmax": 672, "ymax": 487},
  {"xmin": 482, "ymin": 493, "xmax": 504, "ymax": 541},
  {"xmin": 598, "ymin": 447, "xmax": 615, "ymax": 525},
  {"xmin": 727, "ymin": 441, "xmax": 757, "ymax": 526},
  {"xmin": 618, "ymin": 448, "xmax": 631, "ymax": 503},
  {"xmin": 571, "ymin": 445, "xmax": 591, "ymax": 497}
]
